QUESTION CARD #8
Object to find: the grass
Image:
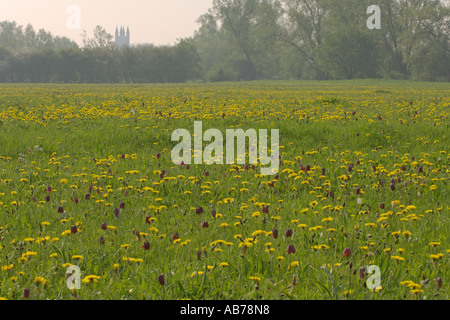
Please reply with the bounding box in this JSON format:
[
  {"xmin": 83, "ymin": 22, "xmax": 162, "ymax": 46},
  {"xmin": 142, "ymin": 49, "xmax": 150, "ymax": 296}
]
[{"xmin": 0, "ymin": 80, "xmax": 448, "ymax": 300}]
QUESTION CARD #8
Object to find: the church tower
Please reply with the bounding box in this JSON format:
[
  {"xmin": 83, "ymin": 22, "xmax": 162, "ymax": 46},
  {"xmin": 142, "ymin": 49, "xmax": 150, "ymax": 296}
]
[{"xmin": 115, "ymin": 26, "xmax": 130, "ymax": 49}]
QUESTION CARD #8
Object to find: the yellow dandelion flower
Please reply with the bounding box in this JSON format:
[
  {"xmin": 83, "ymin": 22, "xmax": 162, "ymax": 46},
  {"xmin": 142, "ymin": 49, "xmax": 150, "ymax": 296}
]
[
  {"xmin": 249, "ymin": 276, "xmax": 261, "ymax": 282},
  {"xmin": 403, "ymin": 231, "xmax": 412, "ymax": 237},
  {"xmin": 34, "ymin": 276, "xmax": 45, "ymax": 285},
  {"xmin": 251, "ymin": 230, "xmax": 265, "ymax": 237},
  {"xmin": 391, "ymin": 256, "xmax": 405, "ymax": 261},
  {"xmin": 82, "ymin": 275, "xmax": 101, "ymax": 284},
  {"xmin": 410, "ymin": 289, "xmax": 423, "ymax": 294},
  {"xmin": 288, "ymin": 261, "xmax": 300, "ymax": 270}
]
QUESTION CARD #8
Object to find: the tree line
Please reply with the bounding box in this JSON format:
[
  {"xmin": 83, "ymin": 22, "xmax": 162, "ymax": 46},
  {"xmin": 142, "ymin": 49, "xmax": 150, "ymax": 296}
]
[
  {"xmin": 0, "ymin": 0, "xmax": 449, "ymax": 83},
  {"xmin": 0, "ymin": 22, "xmax": 201, "ymax": 83}
]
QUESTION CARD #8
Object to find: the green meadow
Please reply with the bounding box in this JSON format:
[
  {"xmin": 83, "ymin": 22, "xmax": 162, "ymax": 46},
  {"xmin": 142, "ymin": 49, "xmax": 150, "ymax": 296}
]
[{"xmin": 0, "ymin": 80, "xmax": 448, "ymax": 300}]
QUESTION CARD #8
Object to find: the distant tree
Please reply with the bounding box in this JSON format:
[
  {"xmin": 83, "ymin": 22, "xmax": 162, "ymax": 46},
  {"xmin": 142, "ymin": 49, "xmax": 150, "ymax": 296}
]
[
  {"xmin": 82, "ymin": 26, "xmax": 114, "ymax": 49},
  {"xmin": 0, "ymin": 20, "xmax": 77, "ymax": 53},
  {"xmin": 26, "ymin": 49, "xmax": 56, "ymax": 82},
  {"xmin": 0, "ymin": 21, "xmax": 25, "ymax": 52},
  {"xmin": 54, "ymin": 48, "xmax": 81, "ymax": 83},
  {"xmin": 53, "ymin": 36, "xmax": 79, "ymax": 49},
  {"xmin": 399, "ymin": 0, "xmax": 450, "ymax": 80},
  {"xmin": 195, "ymin": 0, "xmax": 282, "ymax": 81},
  {"xmin": 278, "ymin": 0, "xmax": 328, "ymax": 79},
  {"xmin": 173, "ymin": 39, "xmax": 202, "ymax": 82},
  {"xmin": 375, "ymin": 0, "xmax": 450, "ymax": 80},
  {"xmin": 317, "ymin": 27, "xmax": 380, "ymax": 79},
  {"xmin": 0, "ymin": 47, "xmax": 13, "ymax": 82},
  {"xmin": 23, "ymin": 24, "xmax": 36, "ymax": 52},
  {"xmin": 210, "ymin": 0, "xmax": 260, "ymax": 80}
]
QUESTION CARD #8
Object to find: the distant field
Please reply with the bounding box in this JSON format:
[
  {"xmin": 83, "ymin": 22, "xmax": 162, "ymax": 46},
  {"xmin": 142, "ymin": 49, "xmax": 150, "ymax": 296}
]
[{"xmin": 0, "ymin": 81, "xmax": 448, "ymax": 300}]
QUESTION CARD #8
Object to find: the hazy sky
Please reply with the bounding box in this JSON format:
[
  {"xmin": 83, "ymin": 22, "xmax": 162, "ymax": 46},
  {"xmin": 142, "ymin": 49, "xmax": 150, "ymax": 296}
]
[{"xmin": 0, "ymin": 0, "xmax": 214, "ymax": 45}]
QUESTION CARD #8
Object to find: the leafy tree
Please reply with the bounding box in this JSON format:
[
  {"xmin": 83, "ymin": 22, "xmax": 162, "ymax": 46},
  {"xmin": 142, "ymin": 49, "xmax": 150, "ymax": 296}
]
[
  {"xmin": 195, "ymin": 0, "xmax": 282, "ymax": 80},
  {"xmin": 0, "ymin": 47, "xmax": 13, "ymax": 82},
  {"xmin": 278, "ymin": 0, "xmax": 328, "ymax": 79},
  {"xmin": 317, "ymin": 27, "xmax": 380, "ymax": 79},
  {"xmin": 0, "ymin": 20, "xmax": 77, "ymax": 53},
  {"xmin": 82, "ymin": 26, "xmax": 114, "ymax": 49}
]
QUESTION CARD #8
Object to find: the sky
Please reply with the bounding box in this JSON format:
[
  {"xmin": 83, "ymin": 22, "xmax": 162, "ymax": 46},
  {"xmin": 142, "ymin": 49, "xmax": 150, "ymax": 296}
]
[{"xmin": 0, "ymin": 0, "xmax": 214, "ymax": 45}]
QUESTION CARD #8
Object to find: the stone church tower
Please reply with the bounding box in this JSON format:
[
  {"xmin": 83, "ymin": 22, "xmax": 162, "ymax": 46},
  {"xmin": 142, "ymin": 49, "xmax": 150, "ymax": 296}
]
[{"xmin": 115, "ymin": 26, "xmax": 130, "ymax": 48}]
